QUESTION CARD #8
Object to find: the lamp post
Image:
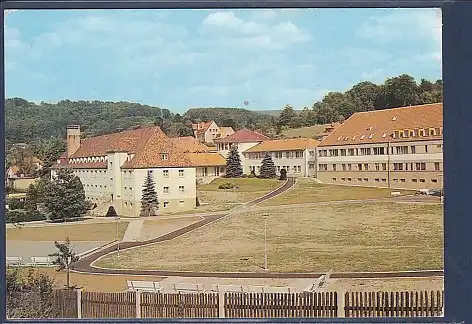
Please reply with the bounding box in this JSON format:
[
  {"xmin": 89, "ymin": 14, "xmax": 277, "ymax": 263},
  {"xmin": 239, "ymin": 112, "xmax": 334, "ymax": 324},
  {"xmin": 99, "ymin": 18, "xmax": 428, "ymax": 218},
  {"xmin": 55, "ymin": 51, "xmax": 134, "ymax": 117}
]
[
  {"xmin": 263, "ymin": 213, "xmax": 269, "ymax": 271},
  {"xmin": 115, "ymin": 216, "xmax": 121, "ymax": 255},
  {"xmin": 66, "ymin": 256, "xmax": 72, "ymax": 289}
]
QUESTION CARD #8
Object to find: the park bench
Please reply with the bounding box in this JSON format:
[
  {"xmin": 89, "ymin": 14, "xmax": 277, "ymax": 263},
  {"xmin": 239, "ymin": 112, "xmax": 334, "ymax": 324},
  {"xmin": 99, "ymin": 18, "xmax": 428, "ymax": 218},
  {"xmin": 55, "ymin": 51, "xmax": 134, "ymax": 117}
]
[
  {"xmin": 262, "ymin": 286, "xmax": 294, "ymax": 294},
  {"xmin": 7, "ymin": 256, "xmax": 24, "ymax": 266},
  {"xmin": 30, "ymin": 256, "xmax": 53, "ymax": 266},
  {"xmin": 127, "ymin": 280, "xmax": 162, "ymax": 293},
  {"xmin": 303, "ymin": 269, "xmax": 333, "ymax": 292},
  {"xmin": 211, "ymin": 284, "xmax": 246, "ymax": 293},
  {"xmin": 173, "ymin": 283, "xmax": 206, "ymax": 294}
]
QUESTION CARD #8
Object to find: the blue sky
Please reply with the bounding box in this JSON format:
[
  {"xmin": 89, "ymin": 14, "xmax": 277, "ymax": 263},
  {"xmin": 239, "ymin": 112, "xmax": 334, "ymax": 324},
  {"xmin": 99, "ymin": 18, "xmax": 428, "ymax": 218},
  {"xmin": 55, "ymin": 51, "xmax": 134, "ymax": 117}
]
[{"xmin": 5, "ymin": 8, "xmax": 441, "ymax": 113}]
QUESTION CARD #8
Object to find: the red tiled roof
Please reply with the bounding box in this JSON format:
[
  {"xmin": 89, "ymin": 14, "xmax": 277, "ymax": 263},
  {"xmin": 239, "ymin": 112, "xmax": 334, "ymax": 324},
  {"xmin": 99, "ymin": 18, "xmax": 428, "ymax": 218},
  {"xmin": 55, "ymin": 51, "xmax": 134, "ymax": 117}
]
[
  {"xmin": 71, "ymin": 126, "xmax": 164, "ymax": 158},
  {"xmin": 186, "ymin": 153, "xmax": 226, "ymax": 166},
  {"xmin": 214, "ymin": 128, "xmax": 270, "ymax": 143},
  {"xmin": 171, "ymin": 136, "xmax": 210, "ymax": 153},
  {"xmin": 319, "ymin": 103, "xmax": 443, "ymax": 147}
]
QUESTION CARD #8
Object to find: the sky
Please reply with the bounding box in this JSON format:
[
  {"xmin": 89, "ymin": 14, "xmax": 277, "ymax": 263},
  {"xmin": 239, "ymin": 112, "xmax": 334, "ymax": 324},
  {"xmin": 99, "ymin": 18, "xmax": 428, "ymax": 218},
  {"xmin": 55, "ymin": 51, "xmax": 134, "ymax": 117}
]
[{"xmin": 5, "ymin": 8, "xmax": 442, "ymax": 113}]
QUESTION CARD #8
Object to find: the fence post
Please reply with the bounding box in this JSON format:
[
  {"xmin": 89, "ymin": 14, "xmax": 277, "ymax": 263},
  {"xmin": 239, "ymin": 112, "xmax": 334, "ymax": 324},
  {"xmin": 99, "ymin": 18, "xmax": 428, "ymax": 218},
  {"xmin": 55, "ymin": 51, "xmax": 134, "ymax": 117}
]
[
  {"xmin": 218, "ymin": 292, "xmax": 225, "ymax": 318},
  {"xmin": 135, "ymin": 291, "xmax": 141, "ymax": 318},
  {"xmin": 338, "ymin": 291, "xmax": 345, "ymax": 318},
  {"xmin": 76, "ymin": 289, "xmax": 82, "ymax": 319}
]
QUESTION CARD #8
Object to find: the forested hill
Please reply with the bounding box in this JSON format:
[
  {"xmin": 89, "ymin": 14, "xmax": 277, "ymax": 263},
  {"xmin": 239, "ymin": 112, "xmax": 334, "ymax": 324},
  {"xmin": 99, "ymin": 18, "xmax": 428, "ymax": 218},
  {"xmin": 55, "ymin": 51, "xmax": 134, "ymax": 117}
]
[
  {"xmin": 183, "ymin": 107, "xmax": 273, "ymax": 131},
  {"xmin": 5, "ymin": 74, "xmax": 442, "ymax": 167}
]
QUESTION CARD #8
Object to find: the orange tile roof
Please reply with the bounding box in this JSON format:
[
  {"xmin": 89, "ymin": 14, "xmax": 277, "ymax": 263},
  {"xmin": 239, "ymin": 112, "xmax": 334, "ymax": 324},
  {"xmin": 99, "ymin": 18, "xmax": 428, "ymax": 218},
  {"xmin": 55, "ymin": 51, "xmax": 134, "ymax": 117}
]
[
  {"xmin": 71, "ymin": 126, "xmax": 163, "ymax": 158},
  {"xmin": 219, "ymin": 126, "xmax": 235, "ymax": 137},
  {"xmin": 318, "ymin": 103, "xmax": 443, "ymax": 147},
  {"xmin": 244, "ymin": 138, "xmax": 320, "ymax": 153},
  {"xmin": 214, "ymin": 128, "xmax": 270, "ymax": 143},
  {"xmin": 186, "ymin": 153, "xmax": 226, "ymax": 166},
  {"xmin": 192, "ymin": 121, "xmax": 214, "ymax": 135},
  {"xmin": 171, "ymin": 136, "xmax": 210, "ymax": 153}
]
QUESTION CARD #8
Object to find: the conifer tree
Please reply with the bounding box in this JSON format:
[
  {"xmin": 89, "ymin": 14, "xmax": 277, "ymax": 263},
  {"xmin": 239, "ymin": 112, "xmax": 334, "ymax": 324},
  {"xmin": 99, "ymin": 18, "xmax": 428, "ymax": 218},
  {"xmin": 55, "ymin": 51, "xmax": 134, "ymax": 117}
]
[
  {"xmin": 140, "ymin": 170, "xmax": 159, "ymax": 217},
  {"xmin": 225, "ymin": 145, "xmax": 243, "ymax": 178},
  {"xmin": 24, "ymin": 183, "xmax": 39, "ymax": 212},
  {"xmin": 259, "ymin": 152, "xmax": 277, "ymax": 178}
]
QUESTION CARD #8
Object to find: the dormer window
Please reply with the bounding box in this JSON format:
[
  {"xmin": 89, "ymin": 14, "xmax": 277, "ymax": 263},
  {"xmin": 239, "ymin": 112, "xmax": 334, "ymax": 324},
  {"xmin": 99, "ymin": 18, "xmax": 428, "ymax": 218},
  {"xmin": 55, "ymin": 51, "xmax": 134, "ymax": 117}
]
[
  {"xmin": 360, "ymin": 135, "xmax": 365, "ymax": 140},
  {"xmin": 368, "ymin": 134, "xmax": 373, "ymax": 139},
  {"xmin": 161, "ymin": 153, "xmax": 168, "ymax": 160},
  {"xmin": 382, "ymin": 133, "xmax": 387, "ymax": 138}
]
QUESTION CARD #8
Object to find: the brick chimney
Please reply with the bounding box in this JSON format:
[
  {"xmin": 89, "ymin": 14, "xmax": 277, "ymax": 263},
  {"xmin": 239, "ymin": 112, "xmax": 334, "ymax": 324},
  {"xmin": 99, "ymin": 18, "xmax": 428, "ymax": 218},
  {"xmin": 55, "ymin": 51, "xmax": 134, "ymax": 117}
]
[{"xmin": 66, "ymin": 125, "xmax": 81, "ymax": 158}]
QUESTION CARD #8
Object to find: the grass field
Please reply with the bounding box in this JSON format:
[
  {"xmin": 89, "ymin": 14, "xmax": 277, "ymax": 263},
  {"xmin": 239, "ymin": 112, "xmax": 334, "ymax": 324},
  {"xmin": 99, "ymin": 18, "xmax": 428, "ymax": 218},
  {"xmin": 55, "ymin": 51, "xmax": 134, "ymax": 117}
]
[
  {"xmin": 6, "ymin": 222, "xmax": 129, "ymax": 241},
  {"xmin": 281, "ymin": 125, "xmax": 327, "ymax": 139},
  {"xmin": 260, "ymin": 178, "xmax": 414, "ymax": 206},
  {"xmin": 96, "ymin": 201, "xmax": 443, "ymax": 273},
  {"xmin": 140, "ymin": 216, "xmax": 203, "ymax": 240},
  {"xmin": 183, "ymin": 178, "xmax": 284, "ymax": 214},
  {"xmin": 13, "ymin": 267, "xmax": 164, "ymax": 292}
]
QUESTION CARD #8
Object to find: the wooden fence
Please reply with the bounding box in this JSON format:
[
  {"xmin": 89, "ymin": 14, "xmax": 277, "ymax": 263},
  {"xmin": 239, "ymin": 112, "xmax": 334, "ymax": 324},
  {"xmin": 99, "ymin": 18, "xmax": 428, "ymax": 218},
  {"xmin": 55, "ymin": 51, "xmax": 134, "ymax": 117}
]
[
  {"xmin": 225, "ymin": 292, "xmax": 338, "ymax": 318},
  {"xmin": 344, "ymin": 291, "xmax": 444, "ymax": 317},
  {"xmin": 33, "ymin": 290, "xmax": 445, "ymax": 319},
  {"xmin": 141, "ymin": 292, "xmax": 219, "ymax": 318},
  {"xmin": 51, "ymin": 289, "xmax": 78, "ymax": 318}
]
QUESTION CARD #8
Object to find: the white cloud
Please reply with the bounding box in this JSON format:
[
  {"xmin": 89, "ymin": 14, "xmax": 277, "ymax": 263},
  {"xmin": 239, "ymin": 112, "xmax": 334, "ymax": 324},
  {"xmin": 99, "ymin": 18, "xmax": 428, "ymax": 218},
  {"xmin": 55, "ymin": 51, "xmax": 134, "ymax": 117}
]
[
  {"xmin": 356, "ymin": 9, "xmax": 442, "ymax": 48},
  {"xmin": 201, "ymin": 11, "xmax": 310, "ymax": 50},
  {"xmin": 342, "ymin": 48, "xmax": 393, "ymax": 65}
]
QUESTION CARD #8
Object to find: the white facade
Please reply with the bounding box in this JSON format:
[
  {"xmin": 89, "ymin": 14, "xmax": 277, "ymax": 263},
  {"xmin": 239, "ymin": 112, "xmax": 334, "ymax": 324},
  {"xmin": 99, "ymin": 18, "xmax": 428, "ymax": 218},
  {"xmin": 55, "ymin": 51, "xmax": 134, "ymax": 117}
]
[
  {"xmin": 217, "ymin": 142, "xmax": 261, "ymax": 170},
  {"xmin": 243, "ymin": 148, "xmax": 317, "ymax": 177}
]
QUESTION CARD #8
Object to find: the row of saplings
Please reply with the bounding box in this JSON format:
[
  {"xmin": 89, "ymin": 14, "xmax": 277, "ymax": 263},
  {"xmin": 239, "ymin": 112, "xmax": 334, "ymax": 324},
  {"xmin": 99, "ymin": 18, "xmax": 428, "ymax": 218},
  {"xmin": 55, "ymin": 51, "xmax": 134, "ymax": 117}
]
[{"xmin": 219, "ymin": 146, "xmax": 287, "ymax": 189}]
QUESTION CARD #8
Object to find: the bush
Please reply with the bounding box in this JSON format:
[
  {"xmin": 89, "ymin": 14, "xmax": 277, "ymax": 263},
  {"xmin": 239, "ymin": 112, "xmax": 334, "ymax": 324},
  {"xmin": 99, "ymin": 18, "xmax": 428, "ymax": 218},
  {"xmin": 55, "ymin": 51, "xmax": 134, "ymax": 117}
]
[
  {"xmin": 105, "ymin": 206, "xmax": 118, "ymax": 217},
  {"xmin": 6, "ymin": 210, "xmax": 47, "ymax": 223},
  {"xmin": 7, "ymin": 199, "xmax": 25, "ymax": 210},
  {"xmin": 248, "ymin": 173, "xmax": 256, "ymax": 178},
  {"xmin": 241, "ymin": 174, "xmax": 248, "ymax": 178},
  {"xmin": 218, "ymin": 182, "xmax": 235, "ymax": 189}
]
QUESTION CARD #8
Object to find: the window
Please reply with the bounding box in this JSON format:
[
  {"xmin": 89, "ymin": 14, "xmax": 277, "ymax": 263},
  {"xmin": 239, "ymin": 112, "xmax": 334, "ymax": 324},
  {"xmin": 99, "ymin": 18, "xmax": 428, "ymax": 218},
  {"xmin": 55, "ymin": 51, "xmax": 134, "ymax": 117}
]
[
  {"xmin": 373, "ymin": 147, "xmax": 385, "ymax": 155},
  {"xmin": 179, "ymin": 200, "xmax": 185, "ymax": 207},
  {"xmin": 358, "ymin": 164, "xmax": 362, "ymax": 171},
  {"xmin": 295, "ymin": 151, "xmax": 304, "ymax": 158},
  {"xmin": 332, "ymin": 164, "xmax": 337, "ymax": 171},
  {"xmin": 297, "ymin": 166, "xmax": 301, "ymax": 173},
  {"xmin": 395, "ymin": 146, "xmax": 408, "ymax": 154},
  {"xmin": 348, "ymin": 148, "xmax": 355, "ymax": 156},
  {"xmin": 416, "ymin": 163, "xmax": 426, "ymax": 171},
  {"xmin": 179, "ymin": 186, "xmax": 185, "ymax": 193},
  {"xmin": 163, "ymin": 201, "xmax": 169, "ymax": 208},
  {"xmin": 179, "ymin": 169, "xmax": 184, "ymax": 177},
  {"xmin": 318, "ymin": 150, "xmax": 328, "ymax": 157},
  {"xmin": 293, "ymin": 166, "xmax": 297, "ymax": 173},
  {"xmin": 434, "ymin": 162, "xmax": 441, "ymax": 171},
  {"xmin": 341, "ymin": 177, "xmax": 346, "ymax": 181},
  {"xmin": 363, "ymin": 178, "xmax": 368, "ymax": 182},
  {"xmin": 364, "ymin": 163, "xmax": 369, "ymax": 171},
  {"xmin": 375, "ymin": 163, "xmax": 380, "ymax": 171},
  {"xmin": 342, "ymin": 164, "xmax": 346, "ymax": 171},
  {"xmin": 411, "ymin": 146, "xmax": 416, "ymax": 154},
  {"xmin": 425, "ymin": 145, "xmax": 428, "ymax": 153},
  {"xmin": 332, "ymin": 178, "xmax": 337, "ymax": 181},
  {"xmin": 163, "ymin": 170, "xmax": 169, "ymax": 178},
  {"xmin": 340, "ymin": 149, "xmax": 347, "ymax": 156},
  {"xmin": 275, "ymin": 152, "xmax": 283, "ymax": 159},
  {"xmin": 319, "ymin": 164, "xmax": 328, "ymax": 171},
  {"xmin": 348, "ymin": 164, "xmax": 352, "ymax": 171},
  {"xmin": 432, "ymin": 179, "xmax": 438, "ymax": 183},
  {"xmin": 309, "ymin": 151, "xmax": 315, "ymax": 156},
  {"xmin": 163, "ymin": 186, "xmax": 169, "ymax": 194},
  {"xmin": 401, "ymin": 179, "xmax": 406, "ymax": 182},
  {"xmin": 375, "ymin": 178, "xmax": 380, "ymax": 182},
  {"xmin": 360, "ymin": 148, "xmax": 371, "ymax": 155},
  {"xmin": 347, "ymin": 178, "xmax": 352, "ymax": 181},
  {"xmin": 285, "ymin": 152, "xmax": 291, "ymax": 158},
  {"xmin": 329, "ymin": 149, "xmax": 339, "ymax": 157},
  {"xmin": 382, "ymin": 179, "xmax": 387, "ymax": 182},
  {"xmin": 420, "ymin": 179, "xmax": 426, "ymax": 183},
  {"xmin": 412, "ymin": 179, "xmax": 418, "ymax": 183},
  {"xmin": 162, "ymin": 153, "xmax": 168, "ymax": 160},
  {"xmin": 357, "ymin": 178, "xmax": 362, "ymax": 182},
  {"xmin": 309, "ymin": 163, "xmax": 315, "ymax": 169},
  {"xmin": 393, "ymin": 179, "xmax": 398, "ymax": 182},
  {"xmin": 393, "ymin": 163, "xmax": 403, "ymax": 171}
]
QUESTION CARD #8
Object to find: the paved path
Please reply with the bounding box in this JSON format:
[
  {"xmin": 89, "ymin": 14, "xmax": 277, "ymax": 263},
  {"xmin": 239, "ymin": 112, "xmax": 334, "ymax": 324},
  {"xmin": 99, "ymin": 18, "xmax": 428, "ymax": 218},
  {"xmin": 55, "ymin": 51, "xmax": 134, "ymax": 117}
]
[
  {"xmin": 72, "ymin": 177, "xmax": 443, "ymax": 279},
  {"xmin": 122, "ymin": 220, "xmax": 144, "ymax": 242}
]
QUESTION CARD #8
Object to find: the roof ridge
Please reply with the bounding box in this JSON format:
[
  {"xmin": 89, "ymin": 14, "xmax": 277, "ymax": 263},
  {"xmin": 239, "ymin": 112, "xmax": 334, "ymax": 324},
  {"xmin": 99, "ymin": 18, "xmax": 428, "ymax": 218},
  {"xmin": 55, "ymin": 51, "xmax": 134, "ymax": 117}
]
[{"xmin": 353, "ymin": 103, "xmax": 442, "ymax": 116}]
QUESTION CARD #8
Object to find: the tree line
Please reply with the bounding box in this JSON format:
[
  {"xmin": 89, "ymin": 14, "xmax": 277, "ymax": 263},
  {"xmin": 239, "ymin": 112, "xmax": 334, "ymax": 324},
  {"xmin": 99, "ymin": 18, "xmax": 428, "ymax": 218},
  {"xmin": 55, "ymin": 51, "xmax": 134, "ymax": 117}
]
[{"xmin": 5, "ymin": 74, "xmax": 442, "ymax": 176}]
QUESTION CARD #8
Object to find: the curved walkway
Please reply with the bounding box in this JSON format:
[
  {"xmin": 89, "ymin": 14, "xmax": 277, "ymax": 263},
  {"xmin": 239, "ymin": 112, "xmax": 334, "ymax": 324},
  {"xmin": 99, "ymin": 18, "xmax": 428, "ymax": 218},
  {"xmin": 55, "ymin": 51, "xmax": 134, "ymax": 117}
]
[{"xmin": 73, "ymin": 176, "xmax": 442, "ymax": 279}]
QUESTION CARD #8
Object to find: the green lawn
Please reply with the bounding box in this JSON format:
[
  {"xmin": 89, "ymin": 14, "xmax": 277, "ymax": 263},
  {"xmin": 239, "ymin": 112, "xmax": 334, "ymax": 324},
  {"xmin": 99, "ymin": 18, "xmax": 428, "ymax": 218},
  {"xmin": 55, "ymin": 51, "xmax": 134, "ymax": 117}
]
[
  {"xmin": 260, "ymin": 178, "xmax": 415, "ymax": 206},
  {"xmin": 198, "ymin": 178, "xmax": 283, "ymax": 192},
  {"xmin": 281, "ymin": 125, "xmax": 327, "ymax": 139},
  {"xmin": 95, "ymin": 201, "xmax": 443, "ymax": 273}
]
